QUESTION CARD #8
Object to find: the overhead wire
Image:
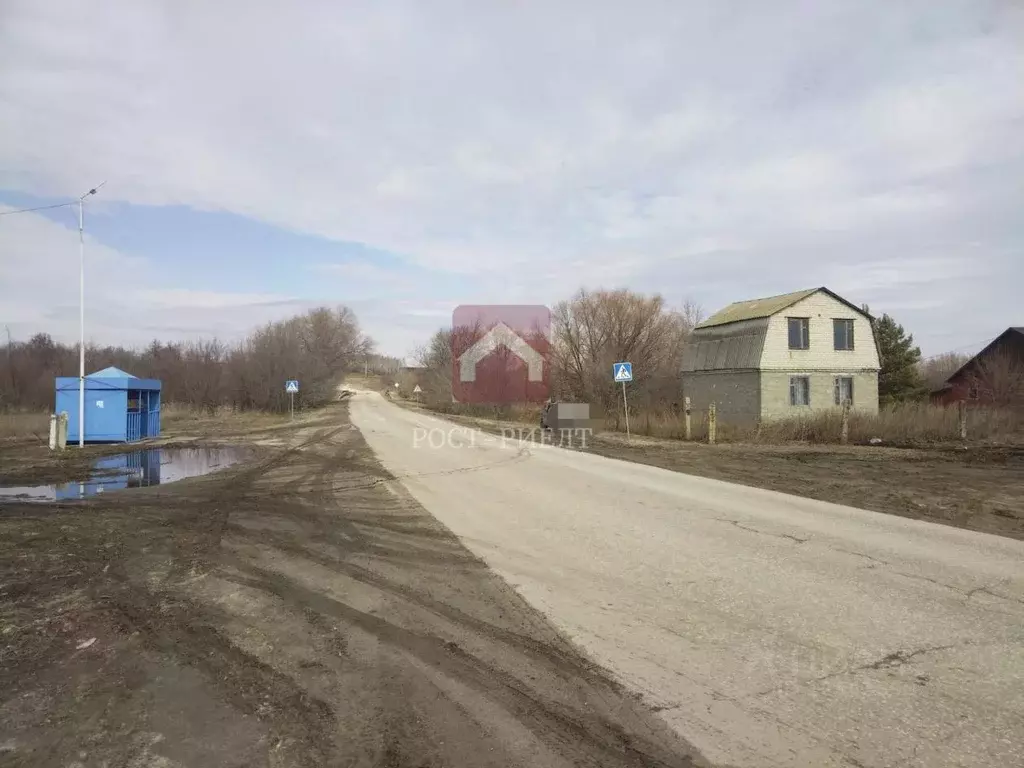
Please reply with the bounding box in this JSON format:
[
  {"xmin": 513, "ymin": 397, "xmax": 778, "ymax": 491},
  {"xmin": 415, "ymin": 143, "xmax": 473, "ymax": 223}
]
[{"xmin": 0, "ymin": 201, "xmax": 76, "ymax": 217}]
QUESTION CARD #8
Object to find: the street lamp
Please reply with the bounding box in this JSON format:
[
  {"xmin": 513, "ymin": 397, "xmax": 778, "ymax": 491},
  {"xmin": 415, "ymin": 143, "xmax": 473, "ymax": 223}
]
[
  {"xmin": 77, "ymin": 182, "xmax": 105, "ymax": 447},
  {"xmin": 0, "ymin": 185, "xmax": 105, "ymax": 446}
]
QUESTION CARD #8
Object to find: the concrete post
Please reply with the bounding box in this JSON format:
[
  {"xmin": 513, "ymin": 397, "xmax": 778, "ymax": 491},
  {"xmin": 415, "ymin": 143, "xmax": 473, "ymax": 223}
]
[
  {"xmin": 683, "ymin": 396, "xmax": 691, "ymax": 441},
  {"xmin": 49, "ymin": 414, "xmax": 57, "ymax": 451},
  {"xmin": 58, "ymin": 411, "xmax": 68, "ymax": 450},
  {"xmin": 841, "ymin": 401, "xmax": 851, "ymax": 445},
  {"xmin": 958, "ymin": 401, "xmax": 967, "ymax": 440},
  {"xmin": 708, "ymin": 402, "xmax": 717, "ymax": 445}
]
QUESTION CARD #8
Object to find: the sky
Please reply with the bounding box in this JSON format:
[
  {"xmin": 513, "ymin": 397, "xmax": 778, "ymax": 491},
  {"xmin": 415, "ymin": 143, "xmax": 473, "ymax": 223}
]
[{"xmin": 1, "ymin": 0, "xmax": 1022, "ymax": 360}]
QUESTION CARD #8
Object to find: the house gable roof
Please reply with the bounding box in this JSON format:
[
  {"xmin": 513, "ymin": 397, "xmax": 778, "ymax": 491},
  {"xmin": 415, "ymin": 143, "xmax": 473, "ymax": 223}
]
[
  {"xmin": 696, "ymin": 287, "xmax": 870, "ymax": 330},
  {"xmin": 944, "ymin": 327, "xmax": 1024, "ymax": 385}
]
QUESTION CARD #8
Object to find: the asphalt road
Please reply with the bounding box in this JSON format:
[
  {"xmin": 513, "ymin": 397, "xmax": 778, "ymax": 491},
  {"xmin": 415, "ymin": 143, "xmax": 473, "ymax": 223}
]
[{"xmin": 350, "ymin": 390, "xmax": 1024, "ymax": 768}]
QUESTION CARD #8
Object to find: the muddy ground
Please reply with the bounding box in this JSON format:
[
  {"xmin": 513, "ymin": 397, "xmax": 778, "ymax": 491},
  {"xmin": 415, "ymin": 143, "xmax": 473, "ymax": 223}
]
[
  {"xmin": 0, "ymin": 403, "xmax": 704, "ymax": 767},
  {"xmin": 405, "ymin": 406, "xmax": 1024, "ymax": 541},
  {"xmin": 0, "ymin": 408, "xmax": 290, "ymax": 487}
]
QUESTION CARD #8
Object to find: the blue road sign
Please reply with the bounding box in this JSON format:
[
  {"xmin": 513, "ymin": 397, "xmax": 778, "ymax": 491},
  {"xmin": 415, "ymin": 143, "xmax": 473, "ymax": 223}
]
[
  {"xmin": 613, "ymin": 362, "xmax": 633, "ymax": 382},
  {"xmin": 285, "ymin": 379, "xmax": 299, "ymax": 393}
]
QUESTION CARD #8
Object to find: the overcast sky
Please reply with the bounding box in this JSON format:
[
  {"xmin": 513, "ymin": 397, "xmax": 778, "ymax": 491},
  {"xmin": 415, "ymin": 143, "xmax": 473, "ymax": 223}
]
[{"xmin": 1, "ymin": 0, "xmax": 1022, "ymax": 359}]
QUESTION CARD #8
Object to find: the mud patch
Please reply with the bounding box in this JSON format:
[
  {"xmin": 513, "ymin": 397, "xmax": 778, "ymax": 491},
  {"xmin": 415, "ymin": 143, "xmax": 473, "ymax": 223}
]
[{"xmin": 0, "ymin": 405, "xmax": 704, "ymax": 767}]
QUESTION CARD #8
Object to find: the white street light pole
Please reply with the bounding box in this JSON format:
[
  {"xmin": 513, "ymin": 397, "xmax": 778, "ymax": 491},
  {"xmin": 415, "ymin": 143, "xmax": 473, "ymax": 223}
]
[{"xmin": 77, "ymin": 182, "xmax": 105, "ymax": 447}]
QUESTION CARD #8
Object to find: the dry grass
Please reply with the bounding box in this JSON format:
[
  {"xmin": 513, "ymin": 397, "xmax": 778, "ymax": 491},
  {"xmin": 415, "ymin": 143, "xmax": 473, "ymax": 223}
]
[
  {"xmin": 0, "ymin": 412, "xmax": 49, "ymax": 440},
  {"xmin": 614, "ymin": 402, "xmax": 1024, "ymax": 445},
  {"xmin": 419, "ymin": 400, "xmax": 1024, "ymax": 446},
  {"xmin": 160, "ymin": 402, "xmax": 290, "ymax": 432}
]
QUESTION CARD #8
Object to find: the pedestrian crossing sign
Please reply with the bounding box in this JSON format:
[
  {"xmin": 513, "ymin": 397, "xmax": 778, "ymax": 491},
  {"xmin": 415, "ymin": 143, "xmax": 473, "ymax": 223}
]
[
  {"xmin": 285, "ymin": 380, "xmax": 299, "ymax": 393},
  {"xmin": 613, "ymin": 362, "xmax": 633, "ymax": 382}
]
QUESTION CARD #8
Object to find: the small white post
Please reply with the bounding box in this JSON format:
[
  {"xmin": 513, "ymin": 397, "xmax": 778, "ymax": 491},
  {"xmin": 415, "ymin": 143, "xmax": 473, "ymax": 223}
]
[
  {"xmin": 621, "ymin": 380, "xmax": 630, "ymax": 442},
  {"xmin": 290, "ymin": 391, "xmax": 295, "ymax": 421},
  {"xmin": 49, "ymin": 414, "xmax": 58, "ymax": 451}
]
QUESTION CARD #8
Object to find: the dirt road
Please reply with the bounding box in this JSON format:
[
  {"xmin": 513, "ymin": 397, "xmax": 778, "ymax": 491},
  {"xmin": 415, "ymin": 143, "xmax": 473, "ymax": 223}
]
[
  {"xmin": 350, "ymin": 390, "xmax": 1024, "ymax": 768},
  {"xmin": 0, "ymin": 405, "xmax": 703, "ymax": 767}
]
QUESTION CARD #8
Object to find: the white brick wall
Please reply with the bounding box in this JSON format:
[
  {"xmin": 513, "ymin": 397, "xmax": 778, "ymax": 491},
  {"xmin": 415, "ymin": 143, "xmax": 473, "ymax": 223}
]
[
  {"xmin": 761, "ymin": 371, "xmax": 879, "ymax": 419},
  {"xmin": 760, "ymin": 291, "xmax": 879, "ymax": 371}
]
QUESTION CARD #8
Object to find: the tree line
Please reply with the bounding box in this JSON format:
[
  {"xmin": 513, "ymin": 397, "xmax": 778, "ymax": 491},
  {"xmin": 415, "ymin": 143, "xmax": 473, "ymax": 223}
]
[
  {"xmin": 414, "ymin": 289, "xmax": 704, "ymax": 412},
  {"xmin": 1, "ymin": 306, "xmax": 373, "ymax": 413}
]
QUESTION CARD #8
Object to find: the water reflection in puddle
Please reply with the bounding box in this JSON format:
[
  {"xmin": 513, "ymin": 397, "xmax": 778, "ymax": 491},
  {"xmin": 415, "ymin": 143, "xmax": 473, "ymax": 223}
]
[{"xmin": 0, "ymin": 446, "xmax": 252, "ymax": 503}]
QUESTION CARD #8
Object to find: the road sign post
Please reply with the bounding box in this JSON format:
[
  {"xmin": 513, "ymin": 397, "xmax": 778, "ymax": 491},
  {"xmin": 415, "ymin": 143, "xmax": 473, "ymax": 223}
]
[
  {"xmin": 285, "ymin": 380, "xmax": 299, "ymax": 420},
  {"xmin": 613, "ymin": 362, "xmax": 633, "ymax": 441}
]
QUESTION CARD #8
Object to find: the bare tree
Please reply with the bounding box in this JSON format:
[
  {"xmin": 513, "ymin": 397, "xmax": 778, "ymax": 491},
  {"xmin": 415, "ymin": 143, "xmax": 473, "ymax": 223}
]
[
  {"xmin": 181, "ymin": 339, "xmax": 226, "ymax": 413},
  {"xmin": 919, "ymin": 352, "xmax": 970, "ymax": 391},
  {"xmin": 965, "ymin": 350, "xmax": 1024, "ymax": 406},
  {"xmin": 551, "ymin": 289, "xmax": 698, "ymax": 410},
  {"xmin": 0, "ymin": 305, "xmax": 374, "ymax": 413},
  {"xmin": 412, "ymin": 320, "xmax": 491, "ymax": 404}
]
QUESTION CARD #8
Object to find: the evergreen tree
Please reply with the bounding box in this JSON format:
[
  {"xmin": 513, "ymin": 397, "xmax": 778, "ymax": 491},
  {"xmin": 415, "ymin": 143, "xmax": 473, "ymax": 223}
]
[{"xmin": 864, "ymin": 306, "xmax": 928, "ymax": 405}]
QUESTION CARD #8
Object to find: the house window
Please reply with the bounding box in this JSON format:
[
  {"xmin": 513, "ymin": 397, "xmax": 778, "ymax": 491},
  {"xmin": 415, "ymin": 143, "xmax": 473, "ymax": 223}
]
[
  {"xmin": 790, "ymin": 376, "xmax": 811, "ymax": 406},
  {"xmin": 788, "ymin": 318, "xmax": 810, "ymax": 350},
  {"xmin": 833, "ymin": 318, "xmax": 854, "ymax": 350},
  {"xmin": 834, "ymin": 376, "xmax": 854, "ymax": 406}
]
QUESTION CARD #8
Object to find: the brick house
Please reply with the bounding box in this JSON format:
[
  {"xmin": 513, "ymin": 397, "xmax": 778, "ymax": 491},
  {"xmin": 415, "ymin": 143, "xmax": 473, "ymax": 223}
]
[
  {"xmin": 931, "ymin": 327, "xmax": 1024, "ymax": 406},
  {"xmin": 681, "ymin": 287, "xmax": 880, "ymax": 425}
]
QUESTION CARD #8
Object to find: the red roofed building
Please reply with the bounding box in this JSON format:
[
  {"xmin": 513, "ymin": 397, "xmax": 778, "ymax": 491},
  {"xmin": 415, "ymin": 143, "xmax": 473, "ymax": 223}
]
[{"xmin": 931, "ymin": 327, "xmax": 1024, "ymax": 406}]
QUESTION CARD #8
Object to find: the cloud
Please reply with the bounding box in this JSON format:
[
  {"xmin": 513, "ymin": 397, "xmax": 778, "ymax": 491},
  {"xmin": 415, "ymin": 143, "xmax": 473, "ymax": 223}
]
[
  {"xmin": 308, "ymin": 260, "xmax": 414, "ymax": 286},
  {"xmin": 1, "ymin": 0, "xmax": 1022, "ymax": 355},
  {"xmin": 0, "ymin": 209, "xmax": 318, "ymax": 345},
  {"xmin": 135, "ymin": 289, "xmax": 296, "ymax": 309}
]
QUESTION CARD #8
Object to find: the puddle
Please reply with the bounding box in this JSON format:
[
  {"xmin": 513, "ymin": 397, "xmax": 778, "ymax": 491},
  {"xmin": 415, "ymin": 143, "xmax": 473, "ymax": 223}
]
[{"xmin": 0, "ymin": 446, "xmax": 252, "ymax": 503}]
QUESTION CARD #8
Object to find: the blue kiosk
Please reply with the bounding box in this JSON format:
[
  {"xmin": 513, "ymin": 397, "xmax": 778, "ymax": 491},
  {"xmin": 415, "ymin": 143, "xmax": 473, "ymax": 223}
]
[{"xmin": 55, "ymin": 367, "xmax": 162, "ymax": 444}]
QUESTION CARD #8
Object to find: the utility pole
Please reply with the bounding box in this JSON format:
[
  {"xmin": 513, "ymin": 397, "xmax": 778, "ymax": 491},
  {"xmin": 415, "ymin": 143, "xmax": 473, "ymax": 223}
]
[
  {"xmin": 76, "ymin": 182, "xmax": 105, "ymax": 447},
  {"xmin": 78, "ymin": 198, "xmax": 85, "ymax": 446},
  {"xmin": 1, "ymin": 183, "xmax": 105, "ymax": 443}
]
